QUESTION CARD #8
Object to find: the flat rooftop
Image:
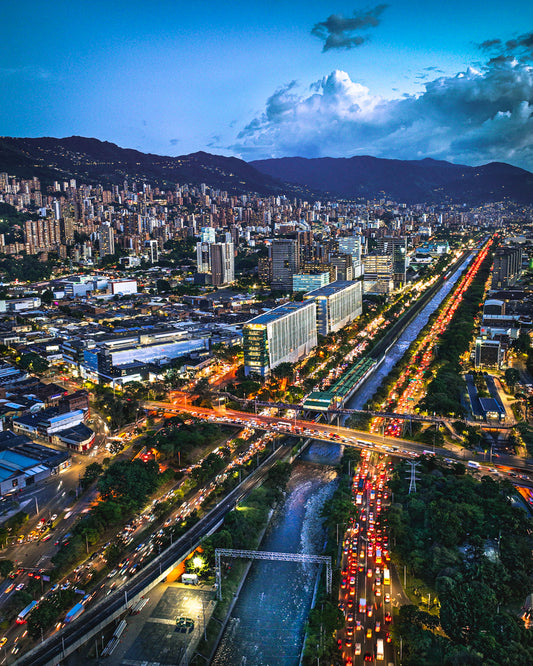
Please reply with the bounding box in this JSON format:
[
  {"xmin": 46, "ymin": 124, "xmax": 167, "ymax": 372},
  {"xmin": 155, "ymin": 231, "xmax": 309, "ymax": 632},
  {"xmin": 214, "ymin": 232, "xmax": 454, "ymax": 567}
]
[
  {"xmin": 245, "ymin": 300, "xmax": 315, "ymax": 327},
  {"xmin": 305, "ymin": 280, "xmax": 357, "ymax": 298}
]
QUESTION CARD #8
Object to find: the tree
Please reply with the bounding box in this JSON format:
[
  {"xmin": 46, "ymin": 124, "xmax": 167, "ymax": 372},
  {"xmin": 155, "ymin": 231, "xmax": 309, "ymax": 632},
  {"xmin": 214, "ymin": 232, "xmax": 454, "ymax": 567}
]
[
  {"xmin": 40, "ymin": 289, "xmax": 54, "ymax": 305},
  {"xmin": 156, "ymin": 278, "xmax": 171, "ymax": 294},
  {"xmin": 18, "ymin": 352, "xmax": 49, "ymax": 374},
  {"xmin": 514, "ymin": 332, "xmax": 531, "ymax": 354},
  {"xmin": 80, "ymin": 463, "xmax": 103, "ymax": 490},
  {"xmin": 0, "ymin": 559, "xmax": 13, "ymax": 578},
  {"xmin": 270, "ymin": 362, "xmax": 294, "ymax": 381},
  {"xmin": 504, "ymin": 367, "xmax": 520, "ymax": 390}
]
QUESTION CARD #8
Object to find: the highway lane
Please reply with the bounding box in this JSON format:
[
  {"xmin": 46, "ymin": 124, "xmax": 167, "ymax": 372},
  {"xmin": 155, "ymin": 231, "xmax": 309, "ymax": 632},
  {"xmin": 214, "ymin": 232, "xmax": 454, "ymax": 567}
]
[
  {"xmin": 339, "ymin": 451, "xmax": 394, "ymax": 665},
  {"xmin": 144, "ymin": 401, "xmax": 533, "ymax": 482},
  {"xmin": 14, "ymin": 442, "xmax": 292, "ymax": 666}
]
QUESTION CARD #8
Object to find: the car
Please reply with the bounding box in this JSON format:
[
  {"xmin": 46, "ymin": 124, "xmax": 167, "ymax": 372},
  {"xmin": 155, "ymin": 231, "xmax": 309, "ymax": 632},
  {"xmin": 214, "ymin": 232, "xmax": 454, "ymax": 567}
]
[
  {"xmin": 50, "ymin": 584, "xmax": 59, "ymax": 592},
  {"xmin": 4, "ymin": 584, "xmax": 14, "ymax": 594},
  {"xmin": 15, "ymin": 584, "xmax": 24, "ymax": 591},
  {"xmin": 366, "ymin": 628, "xmax": 372, "ymax": 639},
  {"xmin": 384, "ymin": 593, "xmax": 391, "ymax": 603},
  {"xmin": 346, "ymin": 613, "xmax": 354, "ymax": 623},
  {"xmin": 61, "ymin": 581, "xmax": 70, "ymax": 590},
  {"xmin": 385, "ymin": 612, "xmax": 392, "ymax": 624},
  {"xmin": 367, "ymin": 607, "xmax": 373, "ymax": 618},
  {"xmin": 364, "ymin": 651, "xmax": 373, "ymax": 661},
  {"xmin": 0, "ymin": 638, "xmax": 7, "ymax": 647},
  {"xmin": 367, "ymin": 569, "xmax": 373, "ymax": 578},
  {"xmin": 356, "ymin": 620, "xmax": 362, "ymax": 631},
  {"xmin": 345, "ymin": 638, "xmax": 352, "ymax": 648},
  {"xmin": 386, "ymin": 632, "xmax": 392, "ymax": 643},
  {"xmin": 346, "ymin": 625, "xmax": 354, "ymax": 637},
  {"xmin": 355, "ymin": 643, "xmax": 362, "ymax": 656},
  {"xmin": 375, "ymin": 621, "xmax": 381, "ymax": 633}
]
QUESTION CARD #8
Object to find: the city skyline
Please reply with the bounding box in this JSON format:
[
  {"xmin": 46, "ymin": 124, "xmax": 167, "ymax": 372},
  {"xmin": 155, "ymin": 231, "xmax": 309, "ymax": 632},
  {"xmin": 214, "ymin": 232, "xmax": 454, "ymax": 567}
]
[{"xmin": 2, "ymin": 1, "xmax": 533, "ymax": 170}]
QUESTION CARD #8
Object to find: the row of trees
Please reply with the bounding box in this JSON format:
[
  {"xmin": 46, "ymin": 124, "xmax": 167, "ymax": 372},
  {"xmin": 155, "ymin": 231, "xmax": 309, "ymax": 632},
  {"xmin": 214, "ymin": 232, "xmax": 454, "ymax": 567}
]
[
  {"xmin": 420, "ymin": 251, "xmax": 492, "ymax": 416},
  {"xmin": 388, "ymin": 458, "xmax": 533, "ymax": 665},
  {"xmin": 200, "ymin": 462, "xmax": 292, "ymax": 568},
  {"xmin": 52, "ymin": 458, "xmax": 167, "ymax": 575},
  {"xmin": 91, "ymin": 383, "xmax": 142, "ymax": 431},
  {"xmin": 151, "ymin": 415, "xmax": 230, "ymax": 462}
]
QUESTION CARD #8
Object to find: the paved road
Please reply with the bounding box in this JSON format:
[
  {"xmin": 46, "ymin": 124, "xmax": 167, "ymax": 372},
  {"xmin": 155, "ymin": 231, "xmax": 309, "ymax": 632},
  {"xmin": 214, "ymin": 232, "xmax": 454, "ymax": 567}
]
[
  {"xmin": 144, "ymin": 401, "xmax": 533, "ymax": 482},
  {"xmin": 14, "ymin": 443, "xmax": 292, "ymax": 666}
]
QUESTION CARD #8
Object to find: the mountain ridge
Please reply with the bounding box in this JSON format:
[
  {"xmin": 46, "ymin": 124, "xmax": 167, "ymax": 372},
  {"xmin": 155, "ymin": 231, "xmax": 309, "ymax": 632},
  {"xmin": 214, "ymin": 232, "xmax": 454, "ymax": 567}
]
[
  {"xmin": 250, "ymin": 154, "xmax": 533, "ymax": 204},
  {"xmin": 1, "ymin": 136, "xmax": 532, "ymax": 204}
]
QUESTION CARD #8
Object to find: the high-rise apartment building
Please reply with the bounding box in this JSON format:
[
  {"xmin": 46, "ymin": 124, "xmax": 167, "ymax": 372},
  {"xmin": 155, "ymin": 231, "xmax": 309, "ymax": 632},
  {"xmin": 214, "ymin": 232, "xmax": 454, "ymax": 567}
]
[
  {"xmin": 271, "ymin": 239, "xmax": 300, "ymax": 290},
  {"xmin": 491, "ymin": 247, "xmax": 522, "ymax": 290},
  {"xmin": 196, "ymin": 241, "xmax": 234, "ymax": 286},
  {"xmin": 338, "ymin": 235, "xmax": 363, "ymax": 278},
  {"xmin": 258, "ymin": 257, "xmax": 272, "ymax": 284},
  {"xmin": 24, "ymin": 218, "xmax": 61, "ymax": 254},
  {"xmin": 330, "ymin": 254, "xmax": 354, "ymax": 281},
  {"xmin": 210, "ymin": 242, "xmax": 234, "ymax": 286},
  {"xmin": 196, "ymin": 241, "xmax": 211, "ymax": 274},
  {"xmin": 363, "ymin": 255, "xmax": 394, "ymax": 295},
  {"xmin": 98, "ymin": 225, "xmax": 115, "ymax": 256},
  {"xmin": 377, "ymin": 236, "xmax": 407, "ymax": 288},
  {"xmin": 145, "ymin": 239, "xmax": 159, "ymax": 263}
]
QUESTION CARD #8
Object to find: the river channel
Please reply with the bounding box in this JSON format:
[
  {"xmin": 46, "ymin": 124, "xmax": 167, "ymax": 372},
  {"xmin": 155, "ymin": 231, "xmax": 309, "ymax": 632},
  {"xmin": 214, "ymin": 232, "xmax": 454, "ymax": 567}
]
[
  {"xmin": 212, "ymin": 256, "xmax": 474, "ymax": 664},
  {"xmin": 348, "ymin": 253, "xmax": 474, "ymax": 410},
  {"xmin": 211, "ymin": 442, "xmax": 341, "ymax": 666}
]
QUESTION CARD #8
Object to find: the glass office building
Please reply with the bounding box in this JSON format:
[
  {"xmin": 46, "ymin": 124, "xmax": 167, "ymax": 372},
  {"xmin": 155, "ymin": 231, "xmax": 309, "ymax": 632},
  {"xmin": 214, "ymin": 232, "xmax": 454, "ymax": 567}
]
[
  {"xmin": 243, "ymin": 301, "xmax": 317, "ymax": 377},
  {"xmin": 304, "ymin": 281, "xmax": 363, "ymax": 336}
]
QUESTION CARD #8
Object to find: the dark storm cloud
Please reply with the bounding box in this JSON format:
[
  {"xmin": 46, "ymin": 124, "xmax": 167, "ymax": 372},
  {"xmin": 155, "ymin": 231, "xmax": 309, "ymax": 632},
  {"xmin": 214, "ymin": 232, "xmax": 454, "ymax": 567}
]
[
  {"xmin": 232, "ymin": 58, "xmax": 533, "ymax": 170},
  {"xmin": 311, "ymin": 4, "xmax": 388, "ymax": 52},
  {"xmin": 479, "ymin": 38, "xmax": 502, "ymax": 51},
  {"xmin": 479, "ymin": 31, "xmax": 533, "ymax": 61}
]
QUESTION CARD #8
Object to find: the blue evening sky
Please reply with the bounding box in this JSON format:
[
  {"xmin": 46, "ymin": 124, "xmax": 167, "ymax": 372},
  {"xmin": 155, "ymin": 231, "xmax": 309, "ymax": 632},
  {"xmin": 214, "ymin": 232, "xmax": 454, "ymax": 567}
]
[{"xmin": 2, "ymin": 1, "xmax": 533, "ymax": 169}]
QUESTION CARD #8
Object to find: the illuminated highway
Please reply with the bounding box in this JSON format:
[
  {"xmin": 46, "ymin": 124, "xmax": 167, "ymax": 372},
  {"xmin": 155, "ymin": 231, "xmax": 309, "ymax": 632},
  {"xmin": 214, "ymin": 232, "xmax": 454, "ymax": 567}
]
[{"xmin": 143, "ymin": 401, "xmax": 533, "ymax": 482}]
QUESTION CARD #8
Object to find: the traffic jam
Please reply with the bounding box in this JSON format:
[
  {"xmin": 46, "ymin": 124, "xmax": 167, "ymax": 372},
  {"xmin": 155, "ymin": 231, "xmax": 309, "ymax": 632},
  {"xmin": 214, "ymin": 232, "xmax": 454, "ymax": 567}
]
[
  {"xmin": 339, "ymin": 450, "xmax": 393, "ymax": 664},
  {"xmin": 372, "ymin": 239, "xmax": 492, "ymax": 439}
]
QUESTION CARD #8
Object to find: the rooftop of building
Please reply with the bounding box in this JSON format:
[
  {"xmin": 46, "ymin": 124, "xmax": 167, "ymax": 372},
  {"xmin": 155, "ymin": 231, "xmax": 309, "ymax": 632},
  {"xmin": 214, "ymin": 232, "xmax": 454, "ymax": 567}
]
[
  {"xmin": 245, "ymin": 299, "xmax": 315, "ymax": 326},
  {"xmin": 304, "ymin": 281, "xmax": 359, "ymax": 298},
  {"xmin": 55, "ymin": 423, "xmax": 94, "ymax": 444}
]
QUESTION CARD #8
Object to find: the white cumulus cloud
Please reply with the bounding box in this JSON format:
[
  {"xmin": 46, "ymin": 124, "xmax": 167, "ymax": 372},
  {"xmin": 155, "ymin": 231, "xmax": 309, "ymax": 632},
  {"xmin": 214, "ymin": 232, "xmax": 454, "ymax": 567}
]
[{"xmin": 233, "ymin": 59, "xmax": 533, "ymax": 170}]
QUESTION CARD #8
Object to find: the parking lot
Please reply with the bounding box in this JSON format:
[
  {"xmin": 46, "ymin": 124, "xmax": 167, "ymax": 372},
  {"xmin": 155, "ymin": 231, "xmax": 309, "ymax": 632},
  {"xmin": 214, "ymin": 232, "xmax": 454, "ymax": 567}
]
[{"xmin": 108, "ymin": 582, "xmax": 215, "ymax": 666}]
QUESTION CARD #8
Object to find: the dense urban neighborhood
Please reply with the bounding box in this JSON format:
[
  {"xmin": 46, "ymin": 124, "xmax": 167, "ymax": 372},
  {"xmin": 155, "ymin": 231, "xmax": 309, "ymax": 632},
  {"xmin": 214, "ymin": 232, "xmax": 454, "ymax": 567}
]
[{"xmin": 0, "ymin": 151, "xmax": 531, "ymax": 666}]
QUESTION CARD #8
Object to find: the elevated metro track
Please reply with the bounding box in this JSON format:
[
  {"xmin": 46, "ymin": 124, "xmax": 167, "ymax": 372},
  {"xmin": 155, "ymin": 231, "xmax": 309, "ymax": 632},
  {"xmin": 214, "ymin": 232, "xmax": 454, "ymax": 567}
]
[{"xmin": 214, "ymin": 393, "xmax": 443, "ymax": 424}]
